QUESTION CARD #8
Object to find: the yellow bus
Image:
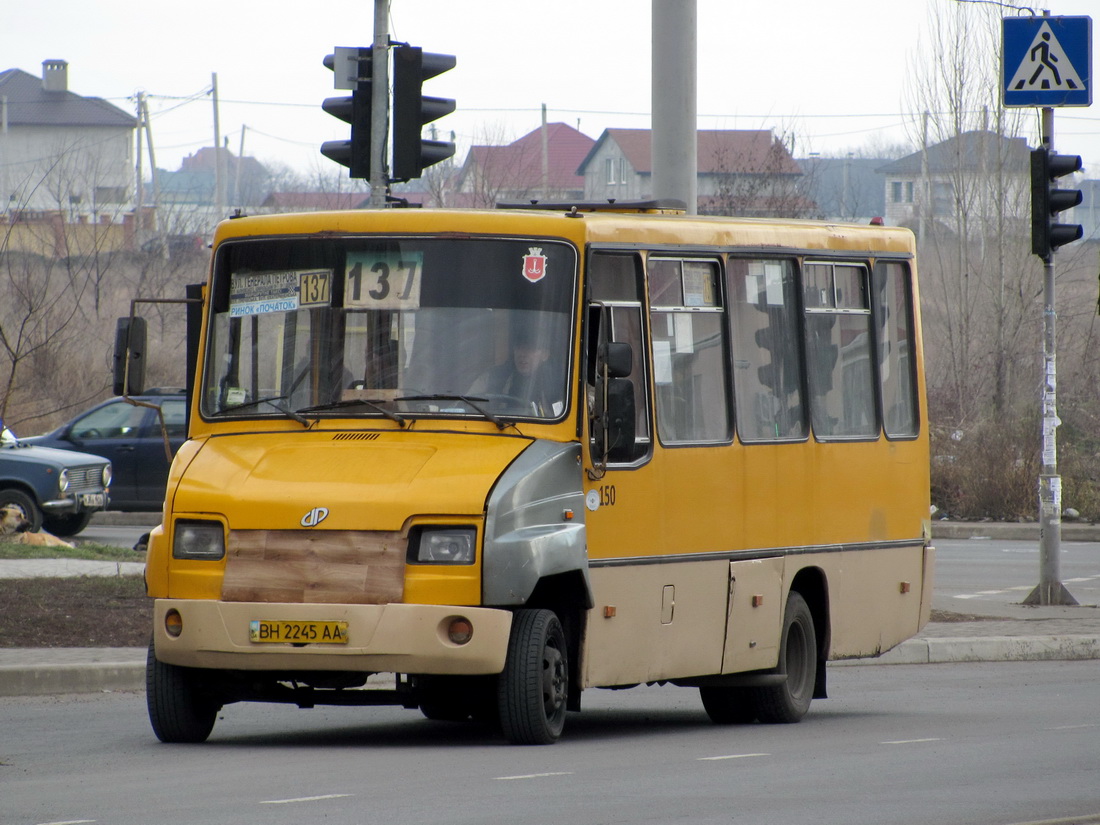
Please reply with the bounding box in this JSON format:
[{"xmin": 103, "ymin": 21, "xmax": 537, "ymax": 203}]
[{"xmin": 137, "ymin": 201, "xmax": 932, "ymax": 745}]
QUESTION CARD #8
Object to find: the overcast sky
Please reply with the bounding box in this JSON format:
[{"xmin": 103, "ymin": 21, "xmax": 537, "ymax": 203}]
[{"xmin": 4, "ymin": 0, "xmax": 1098, "ymax": 176}]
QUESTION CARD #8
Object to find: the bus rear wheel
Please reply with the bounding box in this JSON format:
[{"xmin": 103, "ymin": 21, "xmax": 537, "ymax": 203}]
[
  {"xmin": 146, "ymin": 643, "xmax": 221, "ymax": 743},
  {"xmin": 752, "ymin": 590, "xmax": 817, "ymax": 724},
  {"xmin": 497, "ymin": 608, "xmax": 568, "ymax": 745}
]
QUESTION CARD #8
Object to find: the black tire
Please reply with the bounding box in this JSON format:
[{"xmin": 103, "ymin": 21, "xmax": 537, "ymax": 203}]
[
  {"xmin": 752, "ymin": 591, "xmax": 817, "ymax": 724},
  {"xmin": 419, "ymin": 675, "xmax": 473, "ymax": 722},
  {"xmin": 0, "ymin": 488, "xmax": 43, "ymax": 533},
  {"xmin": 497, "ymin": 609, "xmax": 569, "ymax": 745},
  {"xmin": 146, "ymin": 642, "xmax": 220, "ymax": 743},
  {"xmin": 42, "ymin": 510, "xmax": 94, "ymax": 537},
  {"xmin": 699, "ymin": 685, "xmax": 758, "ymax": 725}
]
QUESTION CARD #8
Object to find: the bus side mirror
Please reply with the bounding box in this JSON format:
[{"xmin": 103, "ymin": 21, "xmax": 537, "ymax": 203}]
[
  {"xmin": 593, "ymin": 341, "xmax": 635, "ymax": 463},
  {"xmin": 113, "ymin": 316, "xmax": 147, "ymax": 396},
  {"xmin": 605, "ymin": 377, "xmax": 636, "ymax": 455},
  {"xmin": 602, "ymin": 341, "xmax": 632, "ymax": 379}
]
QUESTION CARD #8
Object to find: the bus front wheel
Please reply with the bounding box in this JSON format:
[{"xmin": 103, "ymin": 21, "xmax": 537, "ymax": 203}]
[
  {"xmin": 752, "ymin": 590, "xmax": 817, "ymax": 724},
  {"xmin": 146, "ymin": 643, "xmax": 220, "ymax": 743},
  {"xmin": 497, "ymin": 608, "xmax": 569, "ymax": 745}
]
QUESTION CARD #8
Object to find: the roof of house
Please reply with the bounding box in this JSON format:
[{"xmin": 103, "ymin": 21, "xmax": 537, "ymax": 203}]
[
  {"xmin": 578, "ymin": 129, "xmax": 804, "ymax": 176},
  {"xmin": 456, "ymin": 122, "xmax": 595, "ymax": 191},
  {"xmin": 0, "ymin": 68, "xmax": 135, "ymax": 128},
  {"xmin": 260, "ymin": 191, "xmax": 370, "ymax": 210},
  {"xmin": 876, "ymin": 131, "xmax": 1031, "ymax": 175}
]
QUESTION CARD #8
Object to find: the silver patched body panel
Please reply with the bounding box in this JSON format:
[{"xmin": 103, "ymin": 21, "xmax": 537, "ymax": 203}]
[{"xmin": 482, "ymin": 440, "xmax": 590, "ymax": 606}]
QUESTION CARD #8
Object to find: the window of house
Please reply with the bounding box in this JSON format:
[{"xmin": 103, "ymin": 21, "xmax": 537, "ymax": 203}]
[
  {"xmin": 905, "ymin": 182, "xmax": 915, "ymax": 203},
  {"xmin": 803, "ymin": 262, "xmax": 877, "ymax": 440},
  {"xmin": 728, "ymin": 258, "xmax": 807, "ymax": 441},
  {"xmin": 891, "ymin": 181, "xmax": 903, "ymax": 203},
  {"xmin": 606, "ymin": 158, "xmax": 618, "ymax": 185},
  {"xmin": 648, "ymin": 257, "xmax": 731, "ymax": 444}
]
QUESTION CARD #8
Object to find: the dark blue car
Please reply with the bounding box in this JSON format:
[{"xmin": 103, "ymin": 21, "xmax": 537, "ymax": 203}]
[{"xmin": 22, "ymin": 390, "xmax": 187, "ymax": 513}]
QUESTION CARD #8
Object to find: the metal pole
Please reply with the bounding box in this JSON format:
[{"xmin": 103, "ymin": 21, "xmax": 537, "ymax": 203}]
[
  {"xmin": 1025, "ymin": 105, "xmax": 1077, "ymax": 607},
  {"xmin": 651, "ymin": 0, "xmax": 697, "ymax": 213},
  {"xmin": 369, "ymin": 0, "xmax": 390, "ymax": 207}
]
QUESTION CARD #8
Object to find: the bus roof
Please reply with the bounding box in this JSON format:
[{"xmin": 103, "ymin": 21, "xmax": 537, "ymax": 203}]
[{"xmin": 212, "ymin": 207, "xmax": 916, "ymax": 257}]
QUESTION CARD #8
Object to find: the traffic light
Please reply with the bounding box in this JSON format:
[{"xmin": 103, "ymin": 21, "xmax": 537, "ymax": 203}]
[
  {"xmin": 321, "ymin": 47, "xmax": 373, "ymax": 179},
  {"xmin": 1031, "ymin": 146, "xmax": 1083, "ymax": 260},
  {"xmin": 391, "ymin": 44, "xmax": 456, "ymax": 182}
]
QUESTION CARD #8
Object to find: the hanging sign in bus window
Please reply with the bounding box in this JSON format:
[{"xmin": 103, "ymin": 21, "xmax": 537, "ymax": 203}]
[
  {"xmin": 344, "ymin": 251, "xmax": 424, "ymax": 310},
  {"xmin": 228, "ymin": 269, "xmax": 332, "ymax": 317}
]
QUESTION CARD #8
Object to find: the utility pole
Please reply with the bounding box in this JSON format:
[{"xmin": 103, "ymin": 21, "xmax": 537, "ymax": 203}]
[
  {"xmin": 134, "ymin": 92, "xmax": 144, "ymax": 242},
  {"xmin": 369, "ymin": 0, "xmax": 390, "ymax": 207},
  {"xmin": 140, "ymin": 95, "xmax": 166, "ymax": 260},
  {"xmin": 1025, "ymin": 104, "xmax": 1077, "ymax": 607},
  {"xmin": 211, "ymin": 72, "xmax": 226, "ymax": 217},
  {"xmin": 651, "ymin": 0, "xmax": 697, "ymax": 213}
]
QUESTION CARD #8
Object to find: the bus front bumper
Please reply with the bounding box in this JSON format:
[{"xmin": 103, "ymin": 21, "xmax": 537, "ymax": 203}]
[{"xmin": 152, "ymin": 599, "xmax": 513, "ymax": 675}]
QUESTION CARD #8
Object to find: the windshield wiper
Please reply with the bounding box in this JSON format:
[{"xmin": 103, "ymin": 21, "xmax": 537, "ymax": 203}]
[
  {"xmin": 296, "ymin": 398, "xmax": 406, "ymax": 427},
  {"xmin": 396, "ymin": 394, "xmax": 511, "ymax": 430},
  {"xmin": 211, "ymin": 394, "xmax": 310, "ymax": 427}
]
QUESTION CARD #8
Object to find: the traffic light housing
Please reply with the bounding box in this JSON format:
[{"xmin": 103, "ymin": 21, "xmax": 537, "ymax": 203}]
[
  {"xmin": 321, "ymin": 48, "xmax": 373, "ymax": 179},
  {"xmin": 1031, "ymin": 147, "xmax": 1083, "ymax": 260},
  {"xmin": 391, "ymin": 45, "xmax": 456, "ymax": 182}
]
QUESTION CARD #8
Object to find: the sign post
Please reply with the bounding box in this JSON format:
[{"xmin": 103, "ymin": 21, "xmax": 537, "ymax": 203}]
[{"xmin": 1003, "ymin": 13, "xmax": 1091, "ymax": 606}]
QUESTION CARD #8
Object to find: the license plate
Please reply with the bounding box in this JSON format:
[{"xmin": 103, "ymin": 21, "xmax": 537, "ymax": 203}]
[
  {"xmin": 80, "ymin": 493, "xmax": 105, "ymax": 508},
  {"xmin": 249, "ymin": 620, "xmax": 349, "ymax": 644}
]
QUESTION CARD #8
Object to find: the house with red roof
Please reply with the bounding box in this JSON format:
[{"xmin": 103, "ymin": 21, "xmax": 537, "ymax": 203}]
[
  {"xmin": 578, "ymin": 128, "xmax": 816, "ymax": 217},
  {"xmin": 454, "ymin": 123, "xmax": 595, "ymax": 207}
]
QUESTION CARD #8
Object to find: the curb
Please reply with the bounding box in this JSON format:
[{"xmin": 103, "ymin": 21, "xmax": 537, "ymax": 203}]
[
  {"xmin": 835, "ymin": 634, "xmax": 1100, "ymax": 666},
  {"xmin": 0, "ymin": 660, "xmax": 145, "ymax": 696}
]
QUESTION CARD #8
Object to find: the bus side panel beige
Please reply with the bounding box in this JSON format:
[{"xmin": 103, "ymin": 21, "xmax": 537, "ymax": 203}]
[
  {"xmin": 721, "ymin": 558, "xmax": 784, "ymax": 673},
  {"xmin": 584, "ymin": 560, "xmax": 728, "ymax": 687},
  {"xmin": 828, "ymin": 545, "xmax": 926, "ymax": 659}
]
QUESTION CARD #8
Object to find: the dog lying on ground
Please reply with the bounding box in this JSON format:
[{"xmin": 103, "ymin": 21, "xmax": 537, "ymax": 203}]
[{"xmin": 0, "ymin": 505, "xmax": 75, "ymax": 548}]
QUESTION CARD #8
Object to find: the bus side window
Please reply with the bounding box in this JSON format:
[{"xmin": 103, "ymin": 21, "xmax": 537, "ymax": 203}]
[
  {"xmin": 648, "ymin": 258, "xmax": 731, "ymax": 445},
  {"xmin": 588, "ymin": 253, "xmax": 651, "ymax": 463},
  {"xmin": 728, "ymin": 258, "xmax": 807, "ymax": 441},
  {"xmin": 803, "ymin": 262, "xmax": 877, "ymax": 440},
  {"xmin": 872, "ymin": 260, "xmax": 919, "ymax": 438}
]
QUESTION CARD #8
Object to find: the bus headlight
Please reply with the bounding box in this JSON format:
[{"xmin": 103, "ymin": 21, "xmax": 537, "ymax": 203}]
[
  {"xmin": 409, "ymin": 527, "xmax": 476, "ymax": 564},
  {"xmin": 173, "ymin": 520, "xmax": 226, "ymax": 560}
]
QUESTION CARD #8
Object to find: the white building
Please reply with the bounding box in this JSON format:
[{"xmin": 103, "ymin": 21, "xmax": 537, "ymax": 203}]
[{"xmin": 0, "ymin": 60, "xmax": 136, "ymax": 217}]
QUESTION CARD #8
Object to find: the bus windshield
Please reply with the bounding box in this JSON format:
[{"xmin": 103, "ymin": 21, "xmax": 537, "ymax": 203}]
[{"xmin": 201, "ymin": 236, "xmax": 577, "ymax": 423}]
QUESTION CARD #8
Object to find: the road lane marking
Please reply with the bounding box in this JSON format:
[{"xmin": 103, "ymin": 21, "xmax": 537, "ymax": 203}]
[
  {"xmin": 880, "ymin": 738, "xmax": 942, "ymax": 745},
  {"xmin": 260, "ymin": 794, "xmax": 353, "ymax": 804},
  {"xmin": 495, "ymin": 772, "xmax": 573, "ymax": 781},
  {"xmin": 698, "ymin": 753, "xmax": 770, "ymax": 761},
  {"xmin": 38, "ymin": 821, "xmax": 96, "ymax": 825}
]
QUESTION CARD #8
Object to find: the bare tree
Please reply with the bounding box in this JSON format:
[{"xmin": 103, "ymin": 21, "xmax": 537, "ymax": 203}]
[{"xmin": 904, "ymin": 0, "xmax": 1034, "ymax": 420}]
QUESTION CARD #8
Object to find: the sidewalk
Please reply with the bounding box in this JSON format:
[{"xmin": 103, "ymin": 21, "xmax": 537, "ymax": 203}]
[{"xmin": 2, "ymin": 522, "xmax": 1100, "ymax": 696}]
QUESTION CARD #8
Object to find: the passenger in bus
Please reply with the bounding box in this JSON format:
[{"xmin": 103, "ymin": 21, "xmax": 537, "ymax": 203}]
[{"xmin": 470, "ymin": 328, "xmax": 561, "ymax": 415}]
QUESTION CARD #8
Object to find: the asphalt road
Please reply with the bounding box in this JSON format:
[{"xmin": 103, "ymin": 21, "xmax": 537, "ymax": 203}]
[
  {"xmin": 935, "ymin": 537, "xmax": 1100, "ymax": 607},
  {"xmin": 3, "ymin": 661, "xmax": 1100, "ymax": 825}
]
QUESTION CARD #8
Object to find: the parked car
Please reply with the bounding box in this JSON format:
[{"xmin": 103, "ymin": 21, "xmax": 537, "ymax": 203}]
[
  {"xmin": 21, "ymin": 389, "xmax": 187, "ymax": 512},
  {"xmin": 0, "ymin": 440, "xmax": 112, "ymax": 536}
]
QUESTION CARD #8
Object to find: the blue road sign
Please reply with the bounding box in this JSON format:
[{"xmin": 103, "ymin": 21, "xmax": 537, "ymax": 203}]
[{"xmin": 1003, "ymin": 16, "xmax": 1092, "ymax": 107}]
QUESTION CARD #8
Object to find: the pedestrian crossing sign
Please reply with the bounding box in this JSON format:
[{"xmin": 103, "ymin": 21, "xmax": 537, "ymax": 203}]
[{"xmin": 1003, "ymin": 16, "xmax": 1091, "ymax": 107}]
